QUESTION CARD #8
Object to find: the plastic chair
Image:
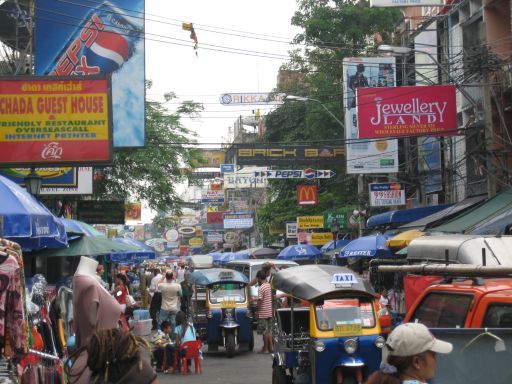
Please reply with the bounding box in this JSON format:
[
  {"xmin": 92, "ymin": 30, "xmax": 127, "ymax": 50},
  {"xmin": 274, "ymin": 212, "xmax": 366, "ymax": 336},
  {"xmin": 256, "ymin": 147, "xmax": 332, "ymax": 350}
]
[{"xmin": 175, "ymin": 340, "xmax": 203, "ymax": 375}]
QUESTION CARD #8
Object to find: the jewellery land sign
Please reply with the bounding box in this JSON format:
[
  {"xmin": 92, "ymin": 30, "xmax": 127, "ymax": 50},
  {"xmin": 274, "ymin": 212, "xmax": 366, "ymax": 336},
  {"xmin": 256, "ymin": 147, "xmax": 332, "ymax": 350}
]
[
  {"xmin": 369, "ymin": 182, "xmax": 406, "ymax": 207},
  {"xmin": 0, "ymin": 166, "xmax": 93, "ymax": 195},
  {"xmin": 371, "ymin": 0, "xmax": 443, "ymax": 6},
  {"xmin": 297, "ymin": 216, "xmax": 324, "ymax": 229},
  {"xmin": 230, "ymin": 145, "xmax": 345, "ymax": 165},
  {"xmin": 357, "ymin": 86, "xmax": 457, "ymax": 138},
  {"xmin": 342, "ymin": 57, "xmax": 399, "ymax": 174},
  {"xmin": 0, "ymin": 77, "xmax": 112, "ymax": 166},
  {"xmin": 219, "ymin": 92, "xmax": 285, "ymax": 105},
  {"xmin": 286, "ymin": 222, "xmax": 298, "ymax": 239},
  {"xmin": 255, "ymin": 169, "xmax": 335, "ymax": 179},
  {"xmin": 223, "ymin": 213, "xmax": 253, "ymax": 229}
]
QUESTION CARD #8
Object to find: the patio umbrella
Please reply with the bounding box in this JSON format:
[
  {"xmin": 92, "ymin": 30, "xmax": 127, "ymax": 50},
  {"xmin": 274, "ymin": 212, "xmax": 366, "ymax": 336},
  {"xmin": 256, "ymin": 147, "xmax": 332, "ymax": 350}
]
[
  {"xmin": 252, "ymin": 247, "xmax": 280, "ymax": 258},
  {"xmin": 0, "ymin": 174, "xmax": 67, "ymax": 251},
  {"xmin": 338, "ymin": 234, "xmax": 393, "ymax": 259},
  {"xmin": 386, "ymin": 229, "xmax": 425, "ymax": 249},
  {"xmin": 320, "ymin": 239, "xmax": 351, "ymax": 252},
  {"xmin": 208, "ymin": 251, "xmax": 225, "ymax": 265},
  {"xmin": 277, "ymin": 244, "xmax": 322, "ymax": 261},
  {"xmin": 219, "ymin": 251, "xmax": 248, "ymax": 265},
  {"xmin": 31, "ymin": 236, "xmax": 140, "ymax": 258},
  {"xmin": 111, "ymin": 237, "xmax": 156, "ymax": 262},
  {"xmin": 59, "ymin": 218, "xmax": 106, "ymax": 238}
]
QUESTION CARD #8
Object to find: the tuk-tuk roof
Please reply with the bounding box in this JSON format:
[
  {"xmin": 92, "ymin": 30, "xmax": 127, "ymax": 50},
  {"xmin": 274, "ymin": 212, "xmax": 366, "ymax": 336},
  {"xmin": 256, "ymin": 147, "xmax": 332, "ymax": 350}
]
[
  {"xmin": 272, "ymin": 264, "xmax": 376, "ymax": 301},
  {"xmin": 189, "ymin": 268, "xmax": 249, "ymax": 286},
  {"xmin": 189, "ymin": 255, "xmax": 214, "ymax": 269}
]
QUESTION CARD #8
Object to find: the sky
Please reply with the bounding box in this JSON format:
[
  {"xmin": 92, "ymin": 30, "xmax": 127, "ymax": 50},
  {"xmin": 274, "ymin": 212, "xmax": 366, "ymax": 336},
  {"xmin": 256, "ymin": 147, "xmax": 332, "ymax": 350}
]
[{"xmin": 145, "ymin": 0, "xmax": 301, "ymax": 147}]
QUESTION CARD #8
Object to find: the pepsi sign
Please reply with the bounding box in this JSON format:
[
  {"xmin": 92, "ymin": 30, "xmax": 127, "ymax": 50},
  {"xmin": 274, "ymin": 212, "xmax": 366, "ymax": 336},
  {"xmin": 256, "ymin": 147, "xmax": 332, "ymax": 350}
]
[{"xmin": 254, "ymin": 169, "xmax": 335, "ymax": 179}]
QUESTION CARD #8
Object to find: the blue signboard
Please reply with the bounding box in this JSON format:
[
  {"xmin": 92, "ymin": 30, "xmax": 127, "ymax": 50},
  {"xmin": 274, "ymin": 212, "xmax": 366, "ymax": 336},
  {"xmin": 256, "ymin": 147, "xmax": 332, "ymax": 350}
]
[
  {"xmin": 35, "ymin": 0, "xmax": 145, "ymax": 147},
  {"xmin": 220, "ymin": 164, "xmax": 235, "ymax": 173}
]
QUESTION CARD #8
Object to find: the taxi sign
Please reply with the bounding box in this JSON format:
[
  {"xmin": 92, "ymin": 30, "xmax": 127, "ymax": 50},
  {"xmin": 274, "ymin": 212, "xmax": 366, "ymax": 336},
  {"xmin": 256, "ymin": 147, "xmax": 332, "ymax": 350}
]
[
  {"xmin": 333, "ymin": 323, "xmax": 362, "ymax": 337},
  {"xmin": 331, "ymin": 273, "xmax": 357, "ymax": 288},
  {"xmin": 221, "ymin": 297, "xmax": 237, "ymax": 308},
  {"xmin": 219, "ymin": 271, "xmax": 234, "ymax": 280}
]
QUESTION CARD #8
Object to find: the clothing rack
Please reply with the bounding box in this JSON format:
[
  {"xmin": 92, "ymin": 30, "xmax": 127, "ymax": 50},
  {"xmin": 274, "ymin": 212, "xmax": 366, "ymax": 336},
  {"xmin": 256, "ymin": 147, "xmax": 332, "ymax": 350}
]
[{"xmin": 28, "ymin": 349, "xmax": 60, "ymax": 362}]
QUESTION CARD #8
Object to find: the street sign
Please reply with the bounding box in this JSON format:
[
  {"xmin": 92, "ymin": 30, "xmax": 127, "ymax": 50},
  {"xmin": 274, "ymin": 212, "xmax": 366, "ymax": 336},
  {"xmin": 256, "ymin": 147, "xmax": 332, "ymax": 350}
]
[{"xmin": 254, "ymin": 169, "xmax": 335, "ymax": 179}]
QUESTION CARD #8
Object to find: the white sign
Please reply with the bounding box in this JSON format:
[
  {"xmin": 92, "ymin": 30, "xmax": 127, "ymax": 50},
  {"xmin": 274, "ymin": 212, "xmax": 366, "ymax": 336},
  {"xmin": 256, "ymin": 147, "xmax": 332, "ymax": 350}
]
[
  {"xmin": 369, "ymin": 183, "xmax": 406, "ymax": 207},
  {"xmin": 286, "ymin": 223, "xmax": 298, "ymax": 239},
  {"xmin": 164, "ymin": 229, "xmax": 179, "ymax": 242},
  {"xmin": 206, "ymin": 231, "xmax": 224, "ymax": 243},
  {"xmin": 331, "ymin": 273, "xmax": 358, "ymax": 287},
  {"xmin": 40, "ymin": 167, "xmax": 93, "ymax": 195},
  {"xmin": 371, "ymin": 0, "xmax": 443, "ymax": 6},
  {"xmin": 223, "ymin": 173, "xmax": 267, "ymax": 189},
  {"xmin": 224, "ymin": 213, "xmax": 254, "ymax": 229},
  {"xmin": 201, "ymin": 190, "xmax": 225, "ymax": 203},
  {"xmin": 342, "ymin": 57, "xmax": 399, "ymax": 174},
  {"xmin": 219, "ymin": 92, "xmax": 286, "ymax": 105},
  {"xmin": 255, "ymin": 169, "xmax": 335, "ymax": 179}
]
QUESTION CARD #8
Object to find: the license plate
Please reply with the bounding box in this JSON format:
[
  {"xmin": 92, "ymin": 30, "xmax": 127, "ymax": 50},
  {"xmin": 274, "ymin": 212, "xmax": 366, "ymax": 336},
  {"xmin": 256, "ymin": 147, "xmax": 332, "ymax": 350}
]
[
  {"xmin": 221, "ymin": 298, "xmax": 236, "ymax": 308},
  {"xmin": 333, "ymin": 323, "xmax": 362, "ymax": 337}
]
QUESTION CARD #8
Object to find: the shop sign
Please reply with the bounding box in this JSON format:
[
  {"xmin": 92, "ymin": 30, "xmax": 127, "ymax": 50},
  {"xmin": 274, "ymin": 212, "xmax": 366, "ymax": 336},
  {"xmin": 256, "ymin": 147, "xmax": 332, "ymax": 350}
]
[
  {"xmin": 207, "ymin": 211, "xmax": 224, "ymax": 225},
  {"xmin": 286, "ymin": 223, "xmax": 298, "ymax": 239},
  {"xmin": 369, "ymin": 183, "xmax": 406, "ymax": 206},
  {"xmin": 179, "ymin": 245, "xmax": 190, "ymax": 256},
  {"xmin": 311, "ymin": 232, "xmax": 334, "ymax": 246},
  {"xmin": 180, "ymin": 216, "xmax": 199, "ymax": 226},
  {"xmin": 269, "ymin": 224, "xmax": 286, "ymax": 235},
  {"xmin": 297, "ymin": 216, "xmax": 324, "ymax": 229},
  {"xmin": 230, "ymin": 145, "xmax": 345, "ymax": 165},
  {"xmin": 201, "ymin": 190, "xmax": 225, "ymax": 204},
  {"xmin": 206, "ymin": 231, "xmax": 224, "ymax": 243},
  {"xmin": 323, "ymin": 211, "xmax": 349, "ymax": 230},
  {"xmin": 192, "ymin": 149, "xmax": 225, "ymax": 167},
  {"xmin": 297, "ymin": 185, "xmax": 318, "ymax": 206},
  {"xmin": 224, "ymin": 213, "xmax": 253, "ymax": 229},
  {"xmin": 357, "ymin": 85, "xmax": 457, "ymax": 138},
  {"xmin": 178, "ymin": 226, "xmax": 196, "ymax": 236},
  {"xmin": 255, "ymin": 169, "xmax": 335, "ymax": 179},
  {"xmin": 298, "ymin": 232, "xmax": 311, "ymax": 244},
  {"xmin": 77, "ymin": 200, "xmax": 124, "ymax": 224},
  {"xmin": 223, "ymin": 173, "xmax": 267, "ymax": 188},
  {"xmin": 220, "ymin": 164, "xmax": 235, "ymax": 173},
  {"xmin": 125, "ymin": 202, "xmax": 142, "ymax": 222},
  {"xmin": 0, "ymin": 77, "xmax": 112, "ymax": 166},
  {"xmin": 164, "ymin": 229, "xmax": 179, "ymax": 242},
  {"xmin": 219, "ymin": 92, "xmax": 285, "ymax": 105},
  {"xmin": 371, "ymin": 0, "xmax": 443, "ymax": 6},
  {"xmin": 189, "ymin": 237, "xmax": 204, "ymax": 247},
  {"xmin": 134, "ymin": 225, "xmax": 144, "ymax": 241},
  {"xmin": 224, "ymin": 231, "xmax": 240, "ymax": 243}
]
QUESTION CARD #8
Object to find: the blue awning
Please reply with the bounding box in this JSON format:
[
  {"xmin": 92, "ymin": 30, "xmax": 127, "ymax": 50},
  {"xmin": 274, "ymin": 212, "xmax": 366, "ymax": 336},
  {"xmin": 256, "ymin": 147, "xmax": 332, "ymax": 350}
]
[{"xmin": 367, "ymin": 204, "xmax": 452, "ymax": 228}]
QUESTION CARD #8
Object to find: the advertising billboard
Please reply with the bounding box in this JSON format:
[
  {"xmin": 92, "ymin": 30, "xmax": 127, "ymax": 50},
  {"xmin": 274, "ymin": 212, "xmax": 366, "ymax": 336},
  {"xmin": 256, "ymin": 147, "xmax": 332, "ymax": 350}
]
[
  {"xmin": 77, "ymin": 200, "xmax": 125, "ymax": 224},
  {"xmin": 371, "ymin": 0, "xmax": 443, "ymax": 7},
  {"xmin": 297, "ymin": 185, "xmax": 318, "ymax": 206},
  {"xmin": 286, "ymin": 223, "xmax": 298, "ymax": 239},
  {"xmin": 357, "ymin": 85, "xmax": 457, "ymax": 138},
  {"xmin": 369, "ymin": 183, "xmax": 406, "ymax": 207},
  {"xmin": 342, "ymin": 57, "xmax": 398, "ymax": 173},
  {"xmin": 223, "ymin": 213, "xmax": 253, "ymax": 229},
  {"xmin": 297, "ymin": 216, "xmax": 324, "ymax": 229},
  {"xmin": 201, "ymin": 190, "xmax": 225, "ymax": 204},
  {"xmin": 0, "ymin": 77, "xmax": 111, "ymax": 166},
  {"xmin": 230, "ymin": 145, "xmax": 344, "ymax": 165},
  {"xmin": 223, "ymin": 172, "xmax": 267, "ymax": 189},
  {"xmin": 255, "ymin": 169, "xmax": 335, "ymax": 179},
  {"xmin": 193, "ymin": 149, "xmax": 225, "ymax": 168},
  {"xmin": 35, "ymin": 0, "xmax": 145, "ymax": 148},
  {"xmin": 219, "ymin": 92, "xmax": 285, "ymax": 105}
]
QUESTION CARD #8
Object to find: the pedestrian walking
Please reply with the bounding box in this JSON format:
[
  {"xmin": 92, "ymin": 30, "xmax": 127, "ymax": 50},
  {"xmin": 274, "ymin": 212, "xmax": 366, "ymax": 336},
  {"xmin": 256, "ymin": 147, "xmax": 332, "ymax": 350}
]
[
  {"xmin": 256, "ymin": 270, "xmax": 273, "ymax": 353},
  {"xmin": 158, "ymin": 270, "xmax": 182, "ymax": 334},
  {"xmin": 366, "ymin": 322, "xmax": 452, "ymax": 384},
  {"xmin": 149, "ymin": 268, "xmax": 163, "ymax": 330}
]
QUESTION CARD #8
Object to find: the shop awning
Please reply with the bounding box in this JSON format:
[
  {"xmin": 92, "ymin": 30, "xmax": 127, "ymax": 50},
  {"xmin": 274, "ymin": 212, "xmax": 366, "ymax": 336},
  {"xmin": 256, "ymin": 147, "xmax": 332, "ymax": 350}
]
[
  {"xmin": 399, "ymin": 195, "xmax": 486, "ymax": 231},
  {"xmin": 386, "ymin": 229, "xmax": 425, "ymax": 248},
  {"xmin": 430, "ymin": 188, "xmax": 512, "ymax": 234},
  {"xmin": 366, "ymin": 204, "xmax": 452, "ymax": 229},
  {"xmin": 470, "ymin": 208, "xmax": 512, "ymax": 235}
]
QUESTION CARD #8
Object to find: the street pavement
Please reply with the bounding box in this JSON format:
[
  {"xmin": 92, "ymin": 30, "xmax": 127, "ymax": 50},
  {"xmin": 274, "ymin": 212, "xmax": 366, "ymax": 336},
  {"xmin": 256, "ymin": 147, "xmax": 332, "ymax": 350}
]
[{"xmin": 157, "ymin": 331, "xmax": 272, "ymax": 383}]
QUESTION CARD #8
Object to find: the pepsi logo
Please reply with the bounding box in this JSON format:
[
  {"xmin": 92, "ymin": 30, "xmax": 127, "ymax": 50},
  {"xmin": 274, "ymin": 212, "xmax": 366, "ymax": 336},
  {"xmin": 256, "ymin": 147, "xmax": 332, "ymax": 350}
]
[{"xmin": 303, "ymin": 168, "xmax": 315, "ymax": 179}]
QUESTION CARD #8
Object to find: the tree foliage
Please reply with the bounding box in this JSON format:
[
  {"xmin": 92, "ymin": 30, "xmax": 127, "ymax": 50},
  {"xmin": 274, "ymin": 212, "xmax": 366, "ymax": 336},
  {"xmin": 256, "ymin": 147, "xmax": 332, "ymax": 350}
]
[{"xmin": 93, "ymin": 81, "xmax": 203, "ymax": 214}]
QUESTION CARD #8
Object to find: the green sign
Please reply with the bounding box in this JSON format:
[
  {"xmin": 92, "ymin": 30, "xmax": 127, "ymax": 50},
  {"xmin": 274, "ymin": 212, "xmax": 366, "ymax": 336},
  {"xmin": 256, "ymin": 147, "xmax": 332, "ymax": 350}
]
[{"xmin": 323, "ymin": 210, "xmax": 348, "ymax": 230}]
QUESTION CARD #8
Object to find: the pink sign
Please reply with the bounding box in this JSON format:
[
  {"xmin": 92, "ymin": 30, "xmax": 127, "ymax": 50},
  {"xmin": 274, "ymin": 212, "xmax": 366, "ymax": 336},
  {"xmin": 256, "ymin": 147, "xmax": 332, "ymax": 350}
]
[{"xmin": 357, "ymin": 85, "xmax": 457, "ymax": 138}]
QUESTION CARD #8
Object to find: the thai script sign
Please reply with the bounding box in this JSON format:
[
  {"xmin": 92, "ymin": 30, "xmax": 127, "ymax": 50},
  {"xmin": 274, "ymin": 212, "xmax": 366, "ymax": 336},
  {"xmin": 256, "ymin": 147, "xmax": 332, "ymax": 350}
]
[
  {"xmin": 219, "ymin": 92, "xmax": 285, "ymax": 105},
  {"xmin": 0, "ymin": 77, "xmax": 112, "ymax": 166},
  {"xmin": 297, "ymin": 216, "xmax": 324, "ymax": 229},
  {"xmin": 357, "ymin": 86, "xmax": 457, "ymax": 138},
  {"xmin": 229, "ymin": 145, "xmax": 344, "ymax": 165},
  {"xmin": 35, "ymin": 0, "xmax": 145, "ymax": 147},
  {"xmin": 255, "ymin": 169, "xmax": 335, "ymax": 179},
  {"xmin": 369, "ymin": 183, "xmax": 406, "ymax": 207}
]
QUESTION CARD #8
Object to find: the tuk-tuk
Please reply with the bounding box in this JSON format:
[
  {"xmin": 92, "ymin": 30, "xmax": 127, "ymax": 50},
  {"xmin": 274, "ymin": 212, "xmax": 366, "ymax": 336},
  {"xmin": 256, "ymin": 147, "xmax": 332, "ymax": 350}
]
[
  {"xmin": 271, "ymin": 265, "xmax": 391, "ymax": 384},
  {"xmin": 189, "ymin": 268, "xmax": 253, "ymax": 357}
]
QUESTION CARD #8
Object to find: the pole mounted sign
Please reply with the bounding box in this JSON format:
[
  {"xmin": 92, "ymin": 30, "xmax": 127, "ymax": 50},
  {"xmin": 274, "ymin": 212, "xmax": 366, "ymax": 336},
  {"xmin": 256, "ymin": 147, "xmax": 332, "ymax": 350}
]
[
  {"xmin": 369, "ymin": 182, "xmax": 406, "ymax": 207},
  {"xmin": 255, "ymin": 169, "xmax": 335, "ymax": 179},
  {"xmin": 297, "ymin": 185, "xmax": 318, "ymax": 206}
]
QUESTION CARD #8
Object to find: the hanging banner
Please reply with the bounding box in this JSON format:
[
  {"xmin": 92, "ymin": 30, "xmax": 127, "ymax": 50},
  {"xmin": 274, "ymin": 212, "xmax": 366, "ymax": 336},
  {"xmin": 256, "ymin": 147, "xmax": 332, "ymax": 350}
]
[
  {"xmin": 297, "ymin": 216, "xmax": 324, "ymax": 229},
  {"xmin": 219, "ymin": 92, "xmax": 285, "ymax": 105},
  {"xmin": 230, "ymin": 145, "xmax": 344, "ymax": 165},
  {"xmin": 342, "ymin": 57, "xmax": 399, "ymax": 173},
  {"xmin": 35, "ymin": 0, "xmax": 145, "ymax": 148},
  {"xmin": 0, "ymin": 77, "xmax": 112, "ymax": 166},
  {"xmin": 357, "ymin": 86, "xmax": 457, "ymax": 138},
  {"xmin": 255, "ymin": 169, "xmax": 335, "ymax": 179},
  {"xmin": 369, "ymin": 183, "xmax": 406, "ymax": 207},
  {"xmin": 297, "ymin": 185, "xmax": 318, "ymax": 206}
]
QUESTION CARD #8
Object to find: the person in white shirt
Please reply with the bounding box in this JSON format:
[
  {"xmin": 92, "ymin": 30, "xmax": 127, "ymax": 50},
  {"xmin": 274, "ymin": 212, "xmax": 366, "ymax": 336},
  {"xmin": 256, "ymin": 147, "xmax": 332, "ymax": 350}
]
[{"xmin": 158, "ymin": 270, "xmax": 182, "ymax": 333}]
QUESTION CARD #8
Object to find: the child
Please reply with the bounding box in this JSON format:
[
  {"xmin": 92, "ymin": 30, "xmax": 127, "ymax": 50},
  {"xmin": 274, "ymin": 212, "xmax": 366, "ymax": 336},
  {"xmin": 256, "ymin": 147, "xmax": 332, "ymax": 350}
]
[{"xmin": 152, "ymin": 321, "xmax": 175, "ymax": 373}]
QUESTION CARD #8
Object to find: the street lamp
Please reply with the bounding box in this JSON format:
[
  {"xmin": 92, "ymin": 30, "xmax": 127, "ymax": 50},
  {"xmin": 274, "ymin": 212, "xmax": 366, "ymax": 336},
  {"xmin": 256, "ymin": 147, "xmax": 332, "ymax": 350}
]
[
  {"xmin": 285, "ymin": 95, "xmax": 345, "ymax": 129},
  {"xmin": 24, "ymin": 167, "xmax": 42, "ymax": 197}
]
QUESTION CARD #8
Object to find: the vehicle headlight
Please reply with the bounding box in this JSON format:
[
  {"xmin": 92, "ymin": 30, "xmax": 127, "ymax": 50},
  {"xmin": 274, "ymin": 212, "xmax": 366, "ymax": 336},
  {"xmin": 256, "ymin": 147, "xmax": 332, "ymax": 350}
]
[
  {"xmin": 344, "ymin": 338, "xmax": 358, "ymax": 354},
  {"xmin": 375, "ymin": 336, "xmax": 385, "ymax": 349},
  {"xmin": 313, "ymin": 341, "xmax": 325, "ymax": 352},
  {"xmin": 207, "ymin": 311, "xmax": 213, "ymax": 319}
]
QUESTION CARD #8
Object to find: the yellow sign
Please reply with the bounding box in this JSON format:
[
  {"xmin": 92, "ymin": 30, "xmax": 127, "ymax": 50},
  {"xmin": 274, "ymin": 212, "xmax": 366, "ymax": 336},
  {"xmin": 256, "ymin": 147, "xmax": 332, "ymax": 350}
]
[
  {"xmin": 269, "ymin": 224, "xmax": 286, "ymax": 235},
  {"xmin": 192, "ymin": 150, "xmax": 225, "ymax": 168},
  {"xmin": 221, "ymin": 298, "xmax": 237, "ymax": 308},
  {"xmin": 189, "ymin": 237, "xmax": 204, "ymax": 247},
  {"xmin": 333, "ymin": 323, "xmax": 362, "ymax": 337},
  {"xmin": 297, "ymin": 216, "xmax": 324, "ymax": 229},
  {"xmin": 311, "ymin": 232, "xmax": 333, "ymax": 245}
]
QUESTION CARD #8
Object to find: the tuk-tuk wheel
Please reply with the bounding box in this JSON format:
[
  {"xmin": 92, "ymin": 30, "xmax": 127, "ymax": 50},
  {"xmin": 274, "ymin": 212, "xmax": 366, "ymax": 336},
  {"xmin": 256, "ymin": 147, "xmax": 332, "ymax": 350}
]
[
  {"xmin": 272, "ymin": 366, "xmax": 290, "ymax": 384},
  {"xmin": 225, "ymin": 333, "xmax": 236, "ymax": 358}
]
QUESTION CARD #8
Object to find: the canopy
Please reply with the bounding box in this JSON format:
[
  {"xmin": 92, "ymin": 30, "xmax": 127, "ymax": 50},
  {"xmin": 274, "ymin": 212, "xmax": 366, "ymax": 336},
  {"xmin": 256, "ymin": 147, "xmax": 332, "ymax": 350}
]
[
  {"xmin": 431, "ymin": 188, "xmax": 512, "ymax": 234},
  {"xmin": 219, "ymin": 251, "xmax": 251, "ymax": 265},
  {"xmin": 338, "ymin": 234, "xmax": 393, "ymax": 258},
  {"xmin": 320, "ymin": 239, "xmax": 351, "ymax": 252},
  {"xmin": 322, "ymin": 245, "xmax": 349, "ymax": 258},
  {"xmin": 189, "ymin": 255, "xmax": 214, "ymax": 269},
  {"xmin": 366, "ymin": 204, "xmax": 452, "ymax": 228},
  {"xmin": 469, "ymin": 208, "xmax": 512, "ymax": 235},
  {"xmin": 386, "ymin": 229, "xmax": 425, "ymax": 249},
  {"xmin": 189, "ymin": 268, "xmax": 249, "ymax": 286},
  {"xmin": 272, "ymin": 264, "xmax": 375, "ymax": 301},
  {"xmin": 406, "ymin": 235, "xmax": 512, "ymax": 265},
  {"xmin": 399, "ymin": 196, "xmax": 486, "ymax": 231},
  {"xmin": 0, "ymin": 174, "xmax": 67, "ymax": 251},
  {"xmin": 60, "ymin": 218, "xmax": 106, "ymax": 237},
  {"xmin": 277, "ymin": 244, "xmax": 322, "ymax": 261},
  {"xmin": 110, "ymin": 237, "xmax": 156, "ymax": 262},
  {"xmin": 31, "ymin": 236, "xmax": 140, "ymax": 258},
  {"xmin": 251, "ymin": 247, "xmax": 280, "ymax": 258}
]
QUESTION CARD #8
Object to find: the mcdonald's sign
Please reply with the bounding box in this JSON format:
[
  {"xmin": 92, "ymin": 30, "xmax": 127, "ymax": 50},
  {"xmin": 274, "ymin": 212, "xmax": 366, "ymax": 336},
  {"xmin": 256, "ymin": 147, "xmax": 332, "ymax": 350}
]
[{"xmin": 297, "ymin": 185, "xmax": 318, "ymax": 206}]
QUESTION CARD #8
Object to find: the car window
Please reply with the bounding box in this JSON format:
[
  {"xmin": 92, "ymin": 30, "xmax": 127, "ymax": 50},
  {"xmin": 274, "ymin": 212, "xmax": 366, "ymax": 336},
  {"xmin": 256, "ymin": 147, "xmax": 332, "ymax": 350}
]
[
  {"xmin": 229, "ymin": 265, "xmax": 249, "ymax": 279},
  {"xmin": 482, "ymin": 303, "xmax": 512, "ymax": 327},
  {"xmin": 411, "ymin": 292, "xmax": 473, "ymax": 328}
]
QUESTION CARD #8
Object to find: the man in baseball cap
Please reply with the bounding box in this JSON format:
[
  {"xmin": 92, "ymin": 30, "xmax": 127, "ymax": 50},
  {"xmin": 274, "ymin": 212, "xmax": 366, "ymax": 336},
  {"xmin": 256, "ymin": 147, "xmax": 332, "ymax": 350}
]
[{"xmin": 366, "ymin": 323, "xmax": 452, "ymax": 384}]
